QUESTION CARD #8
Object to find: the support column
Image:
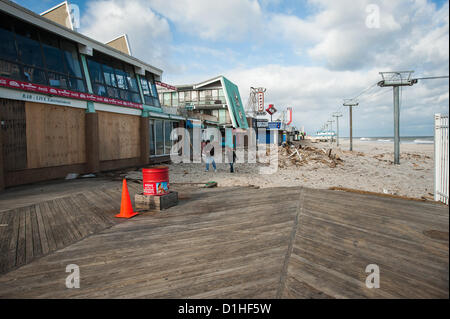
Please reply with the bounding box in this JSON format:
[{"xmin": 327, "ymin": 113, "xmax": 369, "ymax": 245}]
[
  {"xmin": 85, "ymin": 112, "xmax": 100, "ymax": 173},
  {"xmin": 393, "ymin": 86, "xmax": 400, "ymax": 165},
  {"xmin": 349, "ymin": 106, "xmax": 353, "ymax": 152},
  {"xmin": 140, "ymin": 116, "xmax": 150, "ymax": 166}
]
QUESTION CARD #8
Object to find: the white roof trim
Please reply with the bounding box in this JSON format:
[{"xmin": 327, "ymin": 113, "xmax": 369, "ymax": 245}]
[
  {"xmin": 193, "ymin": 76, "xmax": 223, "ymax": 89},
  {"xmin": 40, "ymin": 1, "xmax": 67, "ymax": 16}
]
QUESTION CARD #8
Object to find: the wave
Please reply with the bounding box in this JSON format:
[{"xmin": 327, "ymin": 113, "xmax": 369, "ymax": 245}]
[
  {"xmin": 377, "ymin": 139, "xmax": 392, "ymax": 142},
  {"xmin": 414, "ymin": 139, "xmax": 434, "ymax": 144},
  {"xmin": 360, "ymin": 137, "xmax": 372, "ymax": 141}
]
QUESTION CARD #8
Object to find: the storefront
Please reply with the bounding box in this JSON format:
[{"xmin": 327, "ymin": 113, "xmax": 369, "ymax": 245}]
[{"xmin": 0, "ymin": 1, "xmax": 175, "ymax": 190}]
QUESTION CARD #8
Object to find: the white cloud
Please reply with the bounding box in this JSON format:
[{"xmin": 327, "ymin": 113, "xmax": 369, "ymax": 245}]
[
  {"xmin": 147, "ymin": 0, "xmax": 263, "ymax": 41},
  {"xmin": 80, "ymin": 0, "xmax": 172, "ymax": 69}
]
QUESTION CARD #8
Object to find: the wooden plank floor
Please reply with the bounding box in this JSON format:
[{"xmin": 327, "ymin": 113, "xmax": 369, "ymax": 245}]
[
  {"xmin": 0, "ymin": 185, "xmax": 448, "ymax": 298},
  {"xmin": 0, "ymin": 184, "xmax": 129, "ymax": 275}
]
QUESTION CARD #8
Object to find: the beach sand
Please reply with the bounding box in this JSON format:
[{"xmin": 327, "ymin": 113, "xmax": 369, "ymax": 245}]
[{"xmin": 165, "ymin": 139, "xmax": 435, "ymax": 200}]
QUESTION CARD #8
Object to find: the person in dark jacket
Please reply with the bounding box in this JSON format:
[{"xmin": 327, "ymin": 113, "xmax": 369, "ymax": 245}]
[
  {"xmin": 203, "ymin": 140, "xmax": 216, "ymax": 172},
  {"xmin": 226, "ymin": 146, "xmax": 237, "ymax": 173}
]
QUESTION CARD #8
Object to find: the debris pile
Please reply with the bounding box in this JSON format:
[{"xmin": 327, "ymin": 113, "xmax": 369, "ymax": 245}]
[{"xmin": 275, "ymin": 144, "xmax": 344, "ymax": 169}]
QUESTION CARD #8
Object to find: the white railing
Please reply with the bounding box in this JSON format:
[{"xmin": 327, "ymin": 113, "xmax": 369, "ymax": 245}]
[{"xmin": 434, "ymin": 114, "xmax": 449, "ymax": 205}]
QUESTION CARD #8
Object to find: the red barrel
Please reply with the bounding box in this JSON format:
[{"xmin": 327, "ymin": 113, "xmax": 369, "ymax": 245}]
[{"xmin": 142, "ymin": 166, "xmax": 169, "ymax": 196}]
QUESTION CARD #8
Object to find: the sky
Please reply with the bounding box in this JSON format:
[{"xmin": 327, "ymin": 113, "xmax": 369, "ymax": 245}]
[{"xmin": 14, "ymin": 0, "xmax": 449, "ymax": 137}]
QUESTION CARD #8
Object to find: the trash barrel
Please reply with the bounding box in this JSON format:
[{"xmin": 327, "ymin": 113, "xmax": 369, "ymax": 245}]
[{"xmin": 142, "ymin": 166, "xmax": 169, "ymax": 196}]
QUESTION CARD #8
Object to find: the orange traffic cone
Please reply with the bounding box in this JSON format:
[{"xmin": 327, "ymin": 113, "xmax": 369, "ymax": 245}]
[{"xmin": 115, "ymin": 179, "xmax": 139, "ymax": 219}]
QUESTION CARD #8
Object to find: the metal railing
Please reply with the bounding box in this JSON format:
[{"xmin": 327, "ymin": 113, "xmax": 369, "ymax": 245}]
[{"xmin": 435, "ymin": 113, "xmax": 449, "ymax": 205}]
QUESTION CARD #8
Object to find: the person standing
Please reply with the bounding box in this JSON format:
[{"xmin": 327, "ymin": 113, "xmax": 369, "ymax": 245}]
[
  {"xmin": 204, "ymin": 140, "xmax": 216, "ymax": 172},
  {"xmin": 226, "ymin": 146, "xmax": 237, "ymax": 173}
]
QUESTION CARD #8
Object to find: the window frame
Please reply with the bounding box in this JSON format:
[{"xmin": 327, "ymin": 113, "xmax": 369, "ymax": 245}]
[{"xmin": 86, "ymin": 52, "xmax": 142, "ymax": 104}]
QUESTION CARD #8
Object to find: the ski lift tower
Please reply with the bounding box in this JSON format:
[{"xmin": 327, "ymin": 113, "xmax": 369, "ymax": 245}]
[
  {"xmin": 343, "ymin": 99, "xmax": 359, "ymax": 151},
  {"xmin": 378, "ymin": 71, "xmax": 418, "ymax": 164}
]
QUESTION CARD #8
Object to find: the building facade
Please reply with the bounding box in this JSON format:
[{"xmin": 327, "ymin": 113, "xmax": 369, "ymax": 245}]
[
  {"xmin": 158, "ymin": 76, "xmax": 249, "ymax": 131},
  {"xmin": 0, "ymin": 0, "xmax": 179, "ymax": 190}
]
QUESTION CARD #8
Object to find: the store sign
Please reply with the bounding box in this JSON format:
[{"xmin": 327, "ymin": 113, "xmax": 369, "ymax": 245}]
[
  {"xmin": 254, "ymin": 119, "xmax": 268, "ymax": 128},
  {"xmin": 155, "ymin": 81, "xmax": 177, "ymax": 91},
  {"xmin": 257, "ymin": 91, "xmax": 264, "ymax": 112},
  {"xmin": 266, "ymin": 104, "xmax": 277, "ymax": 115},
  {"xmin": 0, "ymin": 76, "xmax": 142, "ymax": 109},
  {"xmin": 268, "ymin": 122, "xmax": 281, "ymax": 130}
]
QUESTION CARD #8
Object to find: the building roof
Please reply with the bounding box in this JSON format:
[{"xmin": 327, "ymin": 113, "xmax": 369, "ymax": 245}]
[{"xmin": 0, "ymin": 0, "xmax": 163, "ymax": 78}]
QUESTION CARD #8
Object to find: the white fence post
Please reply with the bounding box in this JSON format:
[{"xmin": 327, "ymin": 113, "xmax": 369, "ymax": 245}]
[{"xmin": 434, "ymin": 113, "xmax": 449, "ymax": 205}]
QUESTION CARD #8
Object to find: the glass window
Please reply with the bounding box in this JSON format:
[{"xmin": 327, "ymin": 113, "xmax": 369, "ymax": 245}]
[
  {"xmin": 184, "ymin": 91, "xmax": 191, "ymax": 102},
  {"xmin": 163, "ymin": 93, "xmax": 171, "ymax": 106},
  {"xmin": 87, "ymin": 59, "xmax": 104, "ymax": 84},
  {"xmin": 164, "ymin": 121, "xmax": 172, "ymax": 154},
  {"xmin": 199, "ymin": 90, "xmax": 205, "ymax": 101},
  {"xmin": 204, "ymin": 90, "xmax": 212, "ymax": 100},
  {"xmin": 14, "ymin": 24, "xmax": 44, "ymax": 68},
  {"xmin": 0, "ymin": 17, "xmax": 18, "ymax": 62},
  {"xmin": 191, "ymin": 90, "xmax": 198, "ymax": 101},
  {"xmin": 124, "ymin": 64, "xmax": 139, "ymax": 92},
  {"xmin": 155, "ymin": 120, "xmax": 164, "ymax": 155},
  {"xmin": 140, "ymin": 78, "xmax": 150, "ymax": 96},
  {"xmin": 22, "ymin": 66, "xmax": 46, "ymax": 85},
  {"xmin": 130, "ymin": 92, "xmax": 141, "ymax": 103},
  {"xmin": 0, "ymin": 60, "xmax": 21, "ymax": 80},
  {"xmin": 171, "ymin": 92, "xmax": 178, "ymax": 107},
  {"xmin": 48, "ymin": 72, "xmax": 68, "ymax": 89},
  {"xmin": 179, "ymin": 91, "xmax": 185, "ymax": 103},
  {"xmin": 40, "ymin": 32, "xmax": 65, "ymax": 73},
  {"xmin": 61, "ymin": 41, "xmax": 83, "ymax": 78},
  {"xmin": 218, "ymin": 89, "xmax": 224, "ymax": 96},
  {"xmin": 149, "ymin": 120, "xmax": 155, "ymax": 156},
  {"xmin": 118, "ymin": 89, "xmax": 130, "ymax": 101},
  {"xmin": 114, "ymin": 68, "xmax": 128, "ymax": 90},
  {"xmin": 102, "ymin": 64, "xmax": 116, "ymax": 87},
  {"xmin": 93, "ymin": 83, "xmax": 107, "ymax": 96},
  {"xmin": 68, "ymin": 77, "xmax": 85, "ymax": 92},
  {"xmin": 212, "ymin": 89, "xmax": 218, "ymax": 99},
  {"xmin": 144, "ymin": 95, "xmax": 153, "ymax": 105}
]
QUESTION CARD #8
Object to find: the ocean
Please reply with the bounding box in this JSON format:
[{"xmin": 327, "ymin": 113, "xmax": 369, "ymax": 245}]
[{"xmin": 340, "ymin": 136, "xmax": 434, "ymax": 144}]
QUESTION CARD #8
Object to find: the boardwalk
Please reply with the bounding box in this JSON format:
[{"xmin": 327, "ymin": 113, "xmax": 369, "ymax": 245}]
[{"xmin": 0, "ymin": 183, "xmax": 448, "ymax": 298}]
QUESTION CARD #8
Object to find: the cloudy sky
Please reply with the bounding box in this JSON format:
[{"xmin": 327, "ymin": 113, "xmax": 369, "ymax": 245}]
[{"xmin": 16, "ymin": 0, "xmax": 449, "ymax": 136}]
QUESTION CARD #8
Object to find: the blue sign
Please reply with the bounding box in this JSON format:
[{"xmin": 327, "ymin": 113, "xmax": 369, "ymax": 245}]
[{"xmin": 268, "ymin": 122, "xmax": 281, "ymax": 130}]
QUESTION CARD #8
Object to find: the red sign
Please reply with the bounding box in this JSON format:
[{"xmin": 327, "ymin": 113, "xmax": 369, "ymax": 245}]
[
  {"xmin": 155, "ymin": 81, "xmax": 177, "ymax": 91},
  {"xmin": 257, "ymin": 91, "xmax": 264, "ymax": 112},
  {"xmin": 0, "ymin": 76, "xmax": 143, "ymax": 109},
  {"xmin": 266, "ymin": 104, "xmax": 277, "ymax": 115},
  {"xmin": 286, "ymin": 107, "xmax": 292, "ymax": 125}
]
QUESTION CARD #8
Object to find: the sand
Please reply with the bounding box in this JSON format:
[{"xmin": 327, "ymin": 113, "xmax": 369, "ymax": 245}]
[{"xmin": 165, "ymin": 139, "xmax": 435, "ymax": 200}]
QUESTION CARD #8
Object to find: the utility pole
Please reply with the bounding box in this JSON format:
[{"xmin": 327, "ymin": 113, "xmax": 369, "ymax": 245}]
[
  {"xmin": 332, "ymin": 112, "xmax": 343, "ymax": 147},
  {"xmin": 378, "ymin": 71, "xmax": 417, "ymax": 164},
  {"xmin": 343, "ymin": 99, "xmax": 359, "ymax": 151},
  {"xmin": 327, "ymin": 119, "xmax": 334, "ymax": 145}
]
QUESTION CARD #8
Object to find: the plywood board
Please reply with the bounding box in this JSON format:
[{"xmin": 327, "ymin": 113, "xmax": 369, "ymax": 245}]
[
  {"xmin": 98, "ymin": 111, "xmax": 140, "ymax": 161},
  {"xmin": 0, "ymin": 98, "xmax": 27, "ymax": 171},
  {"xmin": 25, "ymin": 102, "xmax": 86, "ymax": 169}
]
